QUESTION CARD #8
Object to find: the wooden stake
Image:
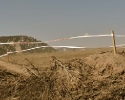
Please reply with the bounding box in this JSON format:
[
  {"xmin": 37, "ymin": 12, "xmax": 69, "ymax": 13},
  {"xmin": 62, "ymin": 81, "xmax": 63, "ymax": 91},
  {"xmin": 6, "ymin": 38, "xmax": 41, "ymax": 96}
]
[
  {"xmin": 7, "ymin": 49, "xmax": 9, "ymax": 62},
  {"xmin": 111, "ymin": 30, "xmax": 117, "ymax": 54}
]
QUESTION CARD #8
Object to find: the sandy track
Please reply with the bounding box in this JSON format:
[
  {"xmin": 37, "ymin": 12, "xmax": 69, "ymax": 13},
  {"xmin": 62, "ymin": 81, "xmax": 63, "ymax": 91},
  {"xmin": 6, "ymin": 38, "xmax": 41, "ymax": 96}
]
[{"xmin": 0, "ymin": 60, "xmax": 30, "ymax": 76}]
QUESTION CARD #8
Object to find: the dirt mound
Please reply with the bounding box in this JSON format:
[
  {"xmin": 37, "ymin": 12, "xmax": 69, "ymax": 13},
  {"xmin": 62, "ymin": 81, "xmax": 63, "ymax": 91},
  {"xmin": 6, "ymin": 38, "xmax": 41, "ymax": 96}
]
[
  {"xmin": 84, "ymin": 53, "xmax": 125, "ymax": 99},
  {"xmin": 0, "ymin": 69, "xmax": 21, "ymax": 100},
  {"xmin": 85, "ymin": 53, "xmax": 125, "ymax": 78},
  {"xmin": 0, "ymin": 56, "xmax": 92, "ymax": 100},
  {"xmin": 0, "ymin": 53, "xmax": 125, "ymax": 100},
  {"xmin": 0, "ymin": 60, "xmax": 30, "ymax": 76}
]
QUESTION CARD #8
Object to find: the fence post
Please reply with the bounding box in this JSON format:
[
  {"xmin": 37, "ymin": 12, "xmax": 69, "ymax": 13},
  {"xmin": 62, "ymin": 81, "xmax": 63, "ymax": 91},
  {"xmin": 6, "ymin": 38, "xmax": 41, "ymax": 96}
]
[
  {"xmin": 7, "ymin": 49, "xmax": 9, "ymax": 62},
  {"xmin": 111, "ymin": 30, "xmax": 117, "ymax": 54}
]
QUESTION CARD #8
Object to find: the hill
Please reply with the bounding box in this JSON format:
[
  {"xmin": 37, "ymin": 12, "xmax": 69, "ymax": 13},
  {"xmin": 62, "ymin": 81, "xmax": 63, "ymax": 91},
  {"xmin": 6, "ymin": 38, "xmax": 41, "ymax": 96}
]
[{"xmin": 0, "ymin": 35, "xmax": 55, "ymax": 55}]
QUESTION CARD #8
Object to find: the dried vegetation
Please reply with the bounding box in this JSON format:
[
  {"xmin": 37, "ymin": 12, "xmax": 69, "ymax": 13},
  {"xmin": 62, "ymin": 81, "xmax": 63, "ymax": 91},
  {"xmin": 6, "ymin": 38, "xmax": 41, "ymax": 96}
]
[{"xmin": 0, "ymin": 52, "xmax": 125, "ymax": 100}]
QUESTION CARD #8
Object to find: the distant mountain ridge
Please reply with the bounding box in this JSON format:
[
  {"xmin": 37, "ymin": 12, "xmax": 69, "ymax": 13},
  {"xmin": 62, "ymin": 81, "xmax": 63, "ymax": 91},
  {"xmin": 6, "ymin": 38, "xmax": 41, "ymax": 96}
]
[{"xmin": 0, "ymin": 35, "xmax": 55, "ymax": 55}]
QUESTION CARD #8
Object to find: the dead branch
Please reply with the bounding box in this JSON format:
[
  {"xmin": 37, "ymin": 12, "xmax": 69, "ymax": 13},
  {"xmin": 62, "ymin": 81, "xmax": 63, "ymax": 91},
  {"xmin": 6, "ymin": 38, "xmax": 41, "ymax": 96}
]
[{"xmin": 25, "ymin": 58, "xmax": 40, "ymax": 77}]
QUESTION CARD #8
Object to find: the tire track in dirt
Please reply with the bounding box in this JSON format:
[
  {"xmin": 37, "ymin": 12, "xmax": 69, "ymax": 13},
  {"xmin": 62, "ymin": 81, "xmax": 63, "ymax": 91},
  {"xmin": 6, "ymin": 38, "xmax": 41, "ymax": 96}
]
[{"xmin": 0, "ymin": 60, "xmax": 30, "ymax": 76}]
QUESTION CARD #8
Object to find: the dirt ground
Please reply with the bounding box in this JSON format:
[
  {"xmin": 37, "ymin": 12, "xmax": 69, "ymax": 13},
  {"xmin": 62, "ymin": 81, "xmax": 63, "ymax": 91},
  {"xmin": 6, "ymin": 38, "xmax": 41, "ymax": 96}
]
[{"xmin": 0, "ymin": 51, "xmax": 125, "ymax": 100}]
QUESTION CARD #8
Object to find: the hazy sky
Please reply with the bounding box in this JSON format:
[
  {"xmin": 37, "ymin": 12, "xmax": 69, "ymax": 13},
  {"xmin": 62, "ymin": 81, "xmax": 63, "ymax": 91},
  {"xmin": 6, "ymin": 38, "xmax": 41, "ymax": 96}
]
[{"xmin": 0, "ymin": 0, "xmax": 125, "ymax": 47}]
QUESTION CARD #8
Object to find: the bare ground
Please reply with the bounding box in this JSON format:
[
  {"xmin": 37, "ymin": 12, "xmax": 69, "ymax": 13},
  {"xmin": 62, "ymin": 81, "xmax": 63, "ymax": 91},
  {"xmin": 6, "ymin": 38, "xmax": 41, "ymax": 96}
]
[
  {"xmin": 0, "ymin": 60, "xmax": 30, "ymax": 76},
  {"xmin": 0, "ymin": 52, "xmax": 125, "ymax": 100}
]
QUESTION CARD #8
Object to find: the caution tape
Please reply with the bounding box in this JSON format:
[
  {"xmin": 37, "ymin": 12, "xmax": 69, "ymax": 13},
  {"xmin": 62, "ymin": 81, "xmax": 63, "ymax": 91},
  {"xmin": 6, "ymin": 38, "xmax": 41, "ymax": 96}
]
[
  {"xmin": 0, "ymin": 34, "xmax": 125, "ymax": 45},
  {"xmin": 0, "ymin": 33, "xmax": 125, "ymax": 58},
  {"xmin": 115, "ymin": 35, "xmax": 125, "ymax": 37},
  {"xmin": 0, "ymin": 34, "xmax": 112, "ymax": 45},
  {"xmin": 0, "ymin": 45, "xmax": 86, "ymax": 58},
  {"xmin": 0, "ymin": 43, "xmax": 125, "ymax": 58}
]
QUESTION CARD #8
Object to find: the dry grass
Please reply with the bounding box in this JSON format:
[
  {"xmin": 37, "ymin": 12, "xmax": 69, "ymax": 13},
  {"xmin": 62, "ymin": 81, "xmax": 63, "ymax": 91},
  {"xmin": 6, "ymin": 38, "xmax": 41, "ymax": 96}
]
[
  {"xmin": 0, "ymin": 50, "xmax": 98, "ymax": 69},
  {"xmin": 0, "ymin": 48, "xmax": 125, "ymax": 100},
  {"xmin": 0, "ymin": 48, "xmax": 124, "ymax": 71}
]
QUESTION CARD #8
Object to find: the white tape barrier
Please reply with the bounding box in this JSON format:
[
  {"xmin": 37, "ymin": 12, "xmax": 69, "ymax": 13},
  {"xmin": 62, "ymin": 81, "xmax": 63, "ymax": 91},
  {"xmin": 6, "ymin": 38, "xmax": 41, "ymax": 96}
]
[
  {"xmin": 0, "ymin": 43, "xmax": 125, "ymax": 58},
  {"xmin": 0, "ymin": 46, "xmax": 86, "ymax": 58},
  {"xmin": 0, "ymin": 34, "xmax": 125, "ymax": 45},
  {"xmin": 116, "ymin": 44, "xmax": 125, "ymax": 47},
  {"xmin": 109, "ymin": 44, "xmax": 125, "ymax": 47},
  {"xmin": 0, "ymin": 54, "xmax": 8, "ymax": 58},
  {"xmin": 0, "ymin": 34, "xmax": 112, "ymax": 45},
  {"xmin": 69, "ymin": 34, "xmax": 112, "ymax": 39},
  {"xmin": 0, "ymin": 41, "xmax": 45, "ymax": 45},
  {"xmin": 115, "ymin": 35, "xmax": 125, "ymax": 37}
]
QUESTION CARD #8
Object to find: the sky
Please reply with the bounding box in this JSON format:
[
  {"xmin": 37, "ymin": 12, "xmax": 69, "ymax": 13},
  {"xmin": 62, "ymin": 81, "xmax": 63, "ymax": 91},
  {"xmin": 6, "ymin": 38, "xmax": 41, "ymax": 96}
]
[{"xmin": 0, "ymin": 0, "xmax": 125, "ymax": 48}]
